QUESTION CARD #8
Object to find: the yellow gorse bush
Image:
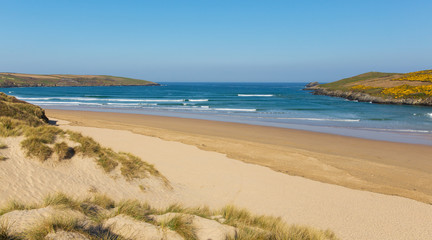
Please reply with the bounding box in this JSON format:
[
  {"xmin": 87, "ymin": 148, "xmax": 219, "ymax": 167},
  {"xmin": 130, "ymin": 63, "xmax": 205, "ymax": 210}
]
[
  {"xmin": 381, "ymin": 84, "xmax": 432, "ymax": 98},
  {"xmin": 393, "ymin": 70, "xmax": 432, "ymax": 82}
]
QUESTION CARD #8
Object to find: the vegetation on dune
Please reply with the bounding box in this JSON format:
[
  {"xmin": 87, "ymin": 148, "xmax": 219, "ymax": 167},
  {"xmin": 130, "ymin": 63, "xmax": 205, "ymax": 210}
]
[
  {"xmin": 0, "ymin": 72, "xmax": 158, "ymax": 88},
  {"xmin": 0, "ymin": 193, "xmax": 338, "ymax": 240},
  {"xmin": 0, "ymin": 93, "xmax": 168, "ymax": 183},
  {"xmin": 158, "ymin": 215, "xmax": 197, "ymax": 240},
  {"xmin": 0, "ymin": 93, "xmax": 48, "ymax": 126},
  {"xmin": 53, "ymin": 142, "xmax": 74, "ymax": 160},
  {"xmin": 21, "ymin": 137, "xmax": 53, "ymax": 162}
]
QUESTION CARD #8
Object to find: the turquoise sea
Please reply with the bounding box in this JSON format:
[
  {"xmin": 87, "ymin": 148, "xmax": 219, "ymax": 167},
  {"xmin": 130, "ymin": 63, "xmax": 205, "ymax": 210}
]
[{"xmin": 2, "ymin": 82, "xmax": 432, "ymax": 145}]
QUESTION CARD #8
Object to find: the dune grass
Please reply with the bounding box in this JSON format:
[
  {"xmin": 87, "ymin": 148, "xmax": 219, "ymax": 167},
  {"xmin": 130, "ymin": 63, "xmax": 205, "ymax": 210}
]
[
  {"xmin": 1, "ymin": 117, "xmax": 162, "ymax": 182},
  {"xmin": 0, "ymin": 193, "xmax": 338, "ymax": 240},
  {"xmin": 0, "ymin": 200, "xmax": 34, "ymax": 216},
  {"xmin": 53, "ymin": 142, "xmax": 74, "ymax": 160},
  {"xmin": 0, "ymin": 117, "xmax": 28, "ymax": 137},
  {"xmin": 24, "ymin": 216, "xmax": 82, "ymax": 240},
  {"xmin": 115, "ymin": 200, "xmax": 153, "ymax": 221},
  {"xmin": 43, "ymin": 193, "xmax": 80, "ymax": 210},
  {"xmin": 89, "ymin": 194, "xmax": 115, "ymax": 210},
  {"xmin": 159, "ymin": 215, "xmax": 197, "ymax": 240},
  {"xmin": 0, "ymin": 222, "xmax": 19, "ymax": 240},
  {"xmin": 0, "ymin": 142, "xmax": 7, "ymax": 149},
  {"xmin": 20, "ymin": 137, "xmax": 53, "ymax": 162},
  {"xmin": 24, "ymin": 126, "xmax": 63, "ymax": 144}
]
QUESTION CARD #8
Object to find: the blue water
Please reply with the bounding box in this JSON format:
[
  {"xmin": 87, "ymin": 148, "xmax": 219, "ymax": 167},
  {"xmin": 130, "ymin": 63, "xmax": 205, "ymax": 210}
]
[{"xmin": 2, "ymin": 82, "xmax": 432, "ymax": 145}]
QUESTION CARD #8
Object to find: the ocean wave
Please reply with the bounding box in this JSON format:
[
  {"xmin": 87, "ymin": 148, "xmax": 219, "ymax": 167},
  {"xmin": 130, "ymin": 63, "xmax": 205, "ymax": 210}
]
[
  {"xmin": 213, "ymin": 108, "xmax": 256, "ymax": 112},
  {"xmin": 29, "ymin": 101, "xmax": 102, "ymax": 106},
  {"xmin": 276, "ymin": 117, "xmax": 360, "ymax": 122},
  {"xmin": 106, "ymin": 99, "xmax": 185, "ymax": 102},
  {"xmin": 187, "ymin": 99, "xmax": 209, "ymax": 102},
  {"xmin": 106, "ymin": 103, "xmax": 157, "ymax": 106},
  {"xmin": 362, "ymin": 128, "xmax": 431, "ymax": 133},
  {"xmin": 18, "ymin": 96, "xmax": 186, "ymax": 103},
  {"xmin": 427, "ymin": 113, "xmax": 432, "ymax": 118},
  {"xmin": 238, "ymin": 94, "xmax": 273, "ymax": 97}
]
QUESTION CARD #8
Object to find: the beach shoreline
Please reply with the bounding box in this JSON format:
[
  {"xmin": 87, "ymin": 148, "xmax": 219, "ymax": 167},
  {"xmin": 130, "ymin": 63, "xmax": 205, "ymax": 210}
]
[{"xmin": 46, "ymin": 109, "xmax": 432, "ymax": 204}]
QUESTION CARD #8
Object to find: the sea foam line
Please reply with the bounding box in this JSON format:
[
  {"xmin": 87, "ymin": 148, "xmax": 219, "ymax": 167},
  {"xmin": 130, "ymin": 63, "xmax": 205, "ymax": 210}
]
[
  {"xmin": 238, "ymin": 94, "xmax": 273, "ymax": 97},
  {"xmin": 276, "ymin": 117, "xmax": 360, "ymax": 122},
  {"xmin": 18, "ymin": 96, "xmax": 186, "ymax": 102},
  {"xmin": 187, "ymin": 99, "xmax": 209, "ymax": 102},
  {"xmin": 214, "ymin": 108, "xmax": 257, "ymax": 112}
]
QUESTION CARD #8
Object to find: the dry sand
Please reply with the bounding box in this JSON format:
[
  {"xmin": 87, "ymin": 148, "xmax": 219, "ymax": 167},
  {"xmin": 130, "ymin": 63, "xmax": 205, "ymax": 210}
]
[
  {"xmin": 46, "ymin": 109, "xmax": 432, "ymax": 204},
  {"xmin": 51, "ymin": 120, "xmax": 432, "ymax": 240}
]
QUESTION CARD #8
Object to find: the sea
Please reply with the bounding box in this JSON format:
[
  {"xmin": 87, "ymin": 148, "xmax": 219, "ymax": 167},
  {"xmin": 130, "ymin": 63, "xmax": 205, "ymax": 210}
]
[{"xmin": 2, "ymin": 82, "xmax": 432, "ymax": 145}]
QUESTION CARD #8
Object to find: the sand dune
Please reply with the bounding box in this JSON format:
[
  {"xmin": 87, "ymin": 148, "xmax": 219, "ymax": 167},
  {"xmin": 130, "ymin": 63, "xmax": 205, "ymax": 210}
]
[{"xmin": 53, "ymin": 120, "xmax": 432, "ymax": 240}]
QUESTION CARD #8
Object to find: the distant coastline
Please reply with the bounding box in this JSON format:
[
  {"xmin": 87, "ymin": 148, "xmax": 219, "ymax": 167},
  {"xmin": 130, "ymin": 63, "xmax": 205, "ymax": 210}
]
[
  {"xmin": 305, "ymin": 70, "xmax": 432, "ymax": 106},
  {"xmin": 0, "ymin": 72, "xmax": 159, "ymax": 88}
]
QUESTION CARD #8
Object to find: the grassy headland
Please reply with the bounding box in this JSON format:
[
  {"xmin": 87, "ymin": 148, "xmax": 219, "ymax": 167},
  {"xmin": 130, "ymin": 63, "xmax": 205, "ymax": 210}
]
[
  {"xmin": 306, "ymin": 69, "xmax": 432, "ymax": 105},
  {"xmin": 0, "ymin": 73, "xmax": 159, "ymax": 88}
]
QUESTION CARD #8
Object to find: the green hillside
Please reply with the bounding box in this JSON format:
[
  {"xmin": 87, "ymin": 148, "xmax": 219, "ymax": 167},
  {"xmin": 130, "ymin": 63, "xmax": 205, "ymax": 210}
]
[
  {"xmin": 0, "ymin": 73, "xmax": 159, "ymax": 88},
  {"xmin": 307, "ymin": 69, "xmax": 432, "ymax": 105}
]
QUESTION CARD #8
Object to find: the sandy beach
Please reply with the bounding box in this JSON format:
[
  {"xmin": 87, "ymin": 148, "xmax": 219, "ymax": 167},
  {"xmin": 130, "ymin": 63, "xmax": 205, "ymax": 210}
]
[
  {"xmin": 39, "ymin": 110, "xmax": 432, "ymax": 240},
  {"xmin": 46, "ymin": 109, "xmax": 432, "ymax": 204}
]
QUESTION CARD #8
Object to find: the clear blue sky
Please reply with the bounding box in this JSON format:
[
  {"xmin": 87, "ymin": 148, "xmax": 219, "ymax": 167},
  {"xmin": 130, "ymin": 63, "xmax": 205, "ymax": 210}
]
[{"xmin": 1, "ymin": 0, "xmax": 431, "ymax": 82}]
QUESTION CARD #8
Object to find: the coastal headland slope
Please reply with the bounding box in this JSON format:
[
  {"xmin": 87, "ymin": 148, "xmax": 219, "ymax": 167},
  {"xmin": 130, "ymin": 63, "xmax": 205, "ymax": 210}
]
[
  {"xmin": 306, "ymin": 69, "xmax": 432, "ymax": 105},
  {"xmin": 0, "ymin": 72, "xmax": 159, "ymax": 87}
]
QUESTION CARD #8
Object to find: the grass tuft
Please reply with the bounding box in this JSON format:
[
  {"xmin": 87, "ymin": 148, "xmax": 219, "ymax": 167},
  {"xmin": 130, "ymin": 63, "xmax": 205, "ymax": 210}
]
[
  {"xmin": 0, "ymin": 142, "xmax": 7, "ymax": 149},
  {"xmin": 67, "ymin": 131, "xmax": 101, "ymax": 157},
  {"xmin": 220, "ymin": 205, "xmax": 339, "ymax": 240},
  {"xmin": 43, "ymin": 193, "xmax": 80, "ymax": 210},
  {"xmin": 118, "ymin": 152, "xmax": 169, "ymax": 184},
  {"xmin": 0, "ymin": 200, "xmax": 31, "ymax": 216},
  {"xmin": 24, "ymin": 126, "xmax": 63, "ymax": 144},
  {"xmin": 20, "ymin": 137, "xmax": 53, "ymax": 162},
  {"xmin": 115, "ymin": 200, "xmax": 152, "ymax": 221},
  {"xmin": 0, "ymin": 117, "xmax": 27, "ymax": 137},
  {"xmin": 53, "ymin": 142, "xmax": 74, "ymax": 160},
  {"xmin": 160, "ymin": 215, "xmax": 196, "ymax": 240},
  {"xmin": 23, "ymin": 216, "xmax": 82, "ymax": 240},
  {"xmin": 96, "ymin": 148, "xmax": 119, "ymax": 173},
  {"xmin": 90, "ymin": 194, "xmax": 115, "ymax": 210},
  {"xmin": 0, "ymin": 222, "xmax": 19, "ymax": 240}
]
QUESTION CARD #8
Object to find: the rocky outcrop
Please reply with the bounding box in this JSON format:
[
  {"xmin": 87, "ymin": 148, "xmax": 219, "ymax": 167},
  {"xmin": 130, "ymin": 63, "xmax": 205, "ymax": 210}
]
[
  {"xmin": 303, "ymin": 81, "xmax": 320, "ymax": 90},
  {"xmin": 306, "ymin": 86, "xmax": 432, "ymax": 106}
]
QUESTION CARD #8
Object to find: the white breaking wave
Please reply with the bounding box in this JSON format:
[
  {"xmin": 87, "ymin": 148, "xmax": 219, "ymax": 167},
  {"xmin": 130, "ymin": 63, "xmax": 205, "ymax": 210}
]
[
  {"xmin": 238, "ymin": 94, "xmax": 273, "ymax": 97},
  {"xmin": 29, "ymin": 101, "xmax": 102, "ymax": 106},
  {"xmin": 188, "ymin": 99, "xmax": 209, "ymax": 102},
  {"xmin": 276, "ymin": 117, "xmax": 360, "ymax": 122},
  {"xmin": 18, "ymin": 96, "xmax": 185, "ymax": 103},
  {"xmin": 427, "ymin": 113, "xmax": 432, "ymax": 118},
  {"xmin": 106, "ymin": 99, "xmax": 185, "ymax": 102},
  {"xmin": 106, "ymin": 103, "xmax": 157, "ymax": 106},
  {"xmin": 213, "ymin": 108, "xmax": 256, "ymax": 112}
]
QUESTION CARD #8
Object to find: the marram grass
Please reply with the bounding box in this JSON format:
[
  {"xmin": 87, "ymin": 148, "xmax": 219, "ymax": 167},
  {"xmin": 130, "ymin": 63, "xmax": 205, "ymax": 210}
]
[{"xmin": 0, "ymin": 193, "xmax": 338, "ymax": 240}]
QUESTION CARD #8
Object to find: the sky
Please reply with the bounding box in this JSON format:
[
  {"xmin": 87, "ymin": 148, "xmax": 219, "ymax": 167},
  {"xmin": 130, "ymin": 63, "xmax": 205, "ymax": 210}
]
[{"xmin": 1, "ymin": 0, "xmax": 431, "ymax": 82}]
